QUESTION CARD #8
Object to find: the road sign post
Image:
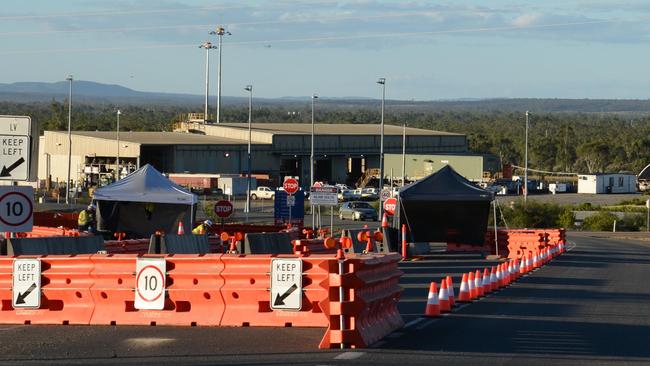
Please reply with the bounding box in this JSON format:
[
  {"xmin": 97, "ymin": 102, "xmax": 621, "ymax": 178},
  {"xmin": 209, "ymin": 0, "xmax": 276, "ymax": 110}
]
[
  {"xmin": 12, "ymin": 258, "xmax": 41, "ymax": 309},
  {"xmin": 270, "ymin": 258, "xmax": 303, "ymax": 311},
  {"xmin": 0, "ymin": 186, "xmax": 34, "ymax": 233},
  {"xmin": 135, "ymin": 257, "xmax": 166, "ymax": 310},
  {"xmin": 214, "ymin": 200, "xmax": 234, "ymax": 227},
  {"xmin": 283, "ymin": 178, "xmax": 299, "ymax": 226},
  {"xmin": 0, "ymin": 116, "xmax": 35, "ymax": 182},
  {"xmin": 383, "ymin": 197, "xmax": 397, "ymax": 216}
]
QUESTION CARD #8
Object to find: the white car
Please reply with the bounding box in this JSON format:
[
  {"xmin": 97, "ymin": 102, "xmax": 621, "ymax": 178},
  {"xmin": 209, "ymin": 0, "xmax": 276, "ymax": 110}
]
[{"xmin": 250, "ymin": 186, "xmax": 275, "ymax": 200}]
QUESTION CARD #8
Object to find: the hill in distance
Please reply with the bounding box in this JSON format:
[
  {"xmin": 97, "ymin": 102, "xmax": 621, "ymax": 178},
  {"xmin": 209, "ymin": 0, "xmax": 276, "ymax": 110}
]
[{"xmin": 2, "ymin": 81, "xmax": 650, "ymax": 115}]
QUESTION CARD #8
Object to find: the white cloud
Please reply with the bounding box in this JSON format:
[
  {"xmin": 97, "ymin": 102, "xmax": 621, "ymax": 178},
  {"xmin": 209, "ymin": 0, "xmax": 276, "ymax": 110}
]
[{"xmin": 511, "ymin": 13, "xmax": 542, "ymax": 28}]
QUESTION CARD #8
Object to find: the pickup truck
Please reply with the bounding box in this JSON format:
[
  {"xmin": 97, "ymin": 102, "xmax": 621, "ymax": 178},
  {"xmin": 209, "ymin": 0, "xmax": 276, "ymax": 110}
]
[{"xmin": 250, "ymin": 186, "xmax": 275, "ymax": 200}]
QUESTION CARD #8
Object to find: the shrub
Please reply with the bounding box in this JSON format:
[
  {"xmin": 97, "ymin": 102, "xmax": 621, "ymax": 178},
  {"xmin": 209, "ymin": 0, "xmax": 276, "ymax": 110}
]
[{"xmin": 582, "ymin": 211, "xmax": 617, "ymax": 231}]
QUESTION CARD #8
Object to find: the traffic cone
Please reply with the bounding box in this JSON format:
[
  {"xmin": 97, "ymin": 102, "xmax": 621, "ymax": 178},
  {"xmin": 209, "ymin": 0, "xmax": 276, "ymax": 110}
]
[
  {"xmin": 439, "ymin": 280, "xmax": 451, "ymax": 313},
  {"xmin": 468, "ymin": 271, "xmax": 477, "ymax": 299},
  {"xmin": 482, "ymin": 267, "xmax": 492, "ymax": 294},
  {"xmin": 526, "ymin": 252, "xmax": 533, "ymax": 272},
  {"xmin": 381, "ymin": 213, "xmax": 389, "ymax": 228},
  {"xmin": 474, "ymin": 269, "xmax": 485, "ymax": 297},
  {"xmin": 446, "ymin": 276, "xmax": 455, "ymax": 307},
  {"xmin": 533, "ymin": 250, "xmax": 540, "ymax": 269},
  {"xmin": 513, "ymin": 258, "xmax": 520, "ymax": 279},
  {"xmin": 519, "ymin": 256, "xmax": 526, "ymax": 275},
  {"xmin": 458, "ymin": 273, "xmax": 471, "ymax": 302},
  {"xmin": 177, "ymin": 221, "xmax": 185, "ymax": 235},
  {"xmin": 424, "ymin": 282, "xmax": 441, "ymax": 317},
  {"xmin": 495, "ymin": 264, "xmax": 503, "ymax": 288},
  {"xmin": 490, "ymin": 266, "xmax": 498, "ymax": 291},
  {"xmin": 504, "ymin": 262, "xmax": 512, "ymax": 285}
]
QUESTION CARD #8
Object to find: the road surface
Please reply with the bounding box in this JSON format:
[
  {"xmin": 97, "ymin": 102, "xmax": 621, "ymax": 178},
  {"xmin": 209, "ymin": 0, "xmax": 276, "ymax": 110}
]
[{"xmin": 1, "ymin": 233, "xmax": 649, "ymax": 365}]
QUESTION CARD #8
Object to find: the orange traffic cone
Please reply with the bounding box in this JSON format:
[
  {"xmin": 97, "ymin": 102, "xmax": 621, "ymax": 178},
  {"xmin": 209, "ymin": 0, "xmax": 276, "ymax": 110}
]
[
  {"xmin": 458, "ymin": 273, "xmax": 471, "ymax": 302},
  {"xmin": 474, "ymin": 269, "xmax": 485, "ymax": 297},
  {"xmin": 504, "ymin": 263, "xmax": 511, "ymax": 285},
  {"xmin": 490, "ymin": 266, "xmax": 498, "ymax": 291},
  {"xmin": 424, "ymin": 282, "xmax": 441, "ymax": 317},
  {"xmin": 177, "ymin": 221, "xmax": 185, "ymax": 235},
  {"xmin": 446, "ymin": 276, "xmax": 455, "ymax": 307},
  {"xmin": 482, "ymin": 267, "xmax": 492, "ymax": 294},
  {"xmin": 519, "ymin": 256, "xmax": 526, "ymax": 275},
  {"xmin": 439, "ymin": 280, "xmax": 451, "ymax": 313},
  {"xmin": 533, "ymin": 250, "xmax": 540, "ymax": 269},
  {"xmin": 495, "ymin": 264, "xmax": 503, "ymax": 288},
  {"xmin": 468, "ymin": 271, "xmax": 477, "ymax": 299},
  {"xmin": 526, "ymin": 252, "xmax": 533, "ymax": 272},
  {"xmin": 381, "ymin": 213, "xmax": 389, "ymax": 228}
]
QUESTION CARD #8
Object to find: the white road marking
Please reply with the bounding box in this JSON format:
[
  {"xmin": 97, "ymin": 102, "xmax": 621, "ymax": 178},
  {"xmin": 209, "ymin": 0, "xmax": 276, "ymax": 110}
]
[
  {"xmin": 123, "ymin": 337, "xmax": 176, "ymax": 348},
  {"xmin": 403, "ymin": 317, "xmax": 426, "ymax": 329},
  {"xmin": 415, "ymin": 318, "xmax": 436, "ymax": 330},
  {"xmin": 334, "ymin": 352, "xmax": 366, "ymax": 360}
]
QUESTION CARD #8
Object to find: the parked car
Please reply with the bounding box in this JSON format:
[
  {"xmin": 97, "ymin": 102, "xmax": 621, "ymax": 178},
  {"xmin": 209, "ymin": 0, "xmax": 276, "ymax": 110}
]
[
  {"xmin": 250, "ymin": 186, "xmax": 275, "ymax": 200},
  {"xmin": 339, "ymin": 201, "xmax": 378, "ymax": 221},
  {"xmin": 338, "ymin": 188, "xmax": 356, "ymax": 201},
  {"xmin": 360, "ymin": 187, "xmax": 379, "ymax": 201}
]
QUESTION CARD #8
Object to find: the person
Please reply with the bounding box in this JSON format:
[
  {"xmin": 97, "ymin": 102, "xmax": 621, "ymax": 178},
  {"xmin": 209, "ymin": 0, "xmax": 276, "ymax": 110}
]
[
  {"xmin": 192, "ymin": 220, "xmax": 213, "ymax": 235},
  {"xmin": 144, "ymin": 202, "xmax": 155, "ymax": 220},
  {"xmin": 78, "ymin": 204, "xmax": 97, "ymax": 233}
]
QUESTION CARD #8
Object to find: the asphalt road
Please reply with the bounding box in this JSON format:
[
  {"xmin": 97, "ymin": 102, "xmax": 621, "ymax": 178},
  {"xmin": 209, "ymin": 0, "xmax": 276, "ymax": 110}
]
[{"xmin": 1, "ymin": 233, "xmax": 650, "ymax": 365}]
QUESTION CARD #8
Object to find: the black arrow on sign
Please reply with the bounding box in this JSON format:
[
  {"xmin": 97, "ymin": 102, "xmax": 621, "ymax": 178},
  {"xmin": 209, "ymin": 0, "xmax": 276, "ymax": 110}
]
[
  {"xmin": 0, "ymin": 157, "xmax": 26, "ymax": 177},
  {"xmin": 274, "ymin": 283, "xmax": 298, "ymax": 306},
  {"xmin": 15, "ymin": 282, "xmax": 37, "ymax": 304}
]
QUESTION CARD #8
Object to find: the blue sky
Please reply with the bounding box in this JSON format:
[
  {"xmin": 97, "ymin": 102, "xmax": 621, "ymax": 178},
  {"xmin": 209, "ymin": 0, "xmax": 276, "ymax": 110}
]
[{"xmin": 2, "ymin": 0, "xmax": 650, "ymax": 100}]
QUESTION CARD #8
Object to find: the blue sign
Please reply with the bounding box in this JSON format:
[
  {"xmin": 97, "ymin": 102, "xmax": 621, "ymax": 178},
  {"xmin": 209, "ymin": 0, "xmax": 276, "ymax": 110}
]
[{"xmin": 274, "ymin": 189, "xmax": 304, "ymax": 226}]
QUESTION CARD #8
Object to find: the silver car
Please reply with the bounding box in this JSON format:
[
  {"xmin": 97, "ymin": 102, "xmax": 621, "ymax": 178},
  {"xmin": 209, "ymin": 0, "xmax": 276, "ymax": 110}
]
[{"xmin": 339, "ymin": 201, "xmax": 378, "ymax": 221}]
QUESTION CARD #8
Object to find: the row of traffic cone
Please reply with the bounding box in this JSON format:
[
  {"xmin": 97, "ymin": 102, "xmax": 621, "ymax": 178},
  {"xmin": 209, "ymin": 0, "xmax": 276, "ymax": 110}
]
[{"xmin": 425, "ymin": 242, "xmax": 566, "ymax": 317}]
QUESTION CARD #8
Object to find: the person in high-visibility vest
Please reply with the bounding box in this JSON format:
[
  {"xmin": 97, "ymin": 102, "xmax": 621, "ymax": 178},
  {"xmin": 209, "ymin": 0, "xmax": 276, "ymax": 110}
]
[
  {"xmin": 78, "ymin": 204, "xmax": 97, "ymax": 233},
  {"xmin": 192, "ymin": 220, "xmax": 213, "ymax": 235}
]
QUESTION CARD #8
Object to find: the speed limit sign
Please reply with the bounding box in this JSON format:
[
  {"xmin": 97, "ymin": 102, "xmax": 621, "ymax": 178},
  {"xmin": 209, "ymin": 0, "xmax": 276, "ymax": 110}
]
[
  {"xmin": 0, "ymin": 186, "xmax": 33, "ymax": 232},
  {"xmin": 134, "ymin": 257, "xmax": 166, "ymax": 310}
]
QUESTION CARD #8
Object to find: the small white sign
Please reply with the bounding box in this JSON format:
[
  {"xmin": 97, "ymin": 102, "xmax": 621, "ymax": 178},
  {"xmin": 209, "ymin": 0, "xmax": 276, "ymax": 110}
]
[
  {"xmin": 0, "ymin": 116, "xmax": 31, "ymax": 136},
  {"xmin": 310, "ymin": 186, "xmax": 338, "ymax": 206},
  {"xmin": 286, "ymin": 195, "xmax": 296, "ymax": 207},
  {"xmin": 0, "ymin": 186, "xmax": 34, "ymax": 232},
  {"xmin": 270, "ymin": 258, "xmax": 302, "ymax": 311},
  {"xmin": 0, "ymin": 136, "xmax": 30, "ymax": 181},
  {"xmin": 12, "ymin": 258, "xmax": 41, "ymax": 309},
  {"xmin": 380, "ymin": 189, "xmax": 391, "ymax": 201},
  {"xmin": 135, "ymin": 257, "xmax": 166, "ymax": 310}
]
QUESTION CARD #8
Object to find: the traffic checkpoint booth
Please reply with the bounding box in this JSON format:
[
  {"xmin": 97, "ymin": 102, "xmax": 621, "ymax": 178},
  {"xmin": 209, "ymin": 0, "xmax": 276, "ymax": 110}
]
[
  {"xmin": 93, "ymin": 164, "xmax": 198, "ymax": 238},
  {"xmin": 396, "ymin": 165, "xmax": 494, "ymax": 253}
]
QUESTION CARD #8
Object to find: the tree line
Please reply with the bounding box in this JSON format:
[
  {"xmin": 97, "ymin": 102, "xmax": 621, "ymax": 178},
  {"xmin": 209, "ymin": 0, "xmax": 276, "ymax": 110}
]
[{"xmin": 2, "ymin": 99, "xmax": 649, "ymax": 175}]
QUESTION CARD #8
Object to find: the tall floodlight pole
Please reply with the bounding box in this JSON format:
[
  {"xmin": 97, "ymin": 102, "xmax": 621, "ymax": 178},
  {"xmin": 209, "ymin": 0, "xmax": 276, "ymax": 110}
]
[
  {"xmin": 524, "ymin": 111, "xmax": 530, "ymax": 203},
  {"xmin": 209, "ymin": 26, "xmax": 231, "ymax": 124},
  {"xmin": 116, "ymin": 109, "xmax": 121, "ymax": 180},
  {"xmin": 401, "ymin": 122, "xmax": 406, "ymax": 187},
  {"xmin": 377, "ymin": 78, "xmax": 386, "ymax": 191},
  {"xmin": 244, "ymin": 85, "xmax": 253, "ymax": 218},
  {"xmin": 65, "ymin": 75, "xmax": 73, "ymax": 205},
  {"xmin": 199, "ymin": 41, "xmax": 217, "ymax": 123},
  {"xmin": 311, "ymin": 94, "xmax": 318, "ymax": 229}
]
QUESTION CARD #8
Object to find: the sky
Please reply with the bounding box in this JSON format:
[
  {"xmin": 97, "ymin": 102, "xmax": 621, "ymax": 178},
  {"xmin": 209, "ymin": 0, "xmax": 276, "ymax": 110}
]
[{"xmin": 2, "ymin": 0, "xmax": 650, "ymax": 100}]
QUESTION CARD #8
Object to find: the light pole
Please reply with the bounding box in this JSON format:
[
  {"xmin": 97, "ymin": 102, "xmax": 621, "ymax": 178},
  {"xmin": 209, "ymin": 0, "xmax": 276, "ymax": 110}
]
[
  {"xmin": 65, "ymin": 75, "xmax": 73, "ymax": 205},
  {"xmin": 524, "ymin": 111, "xmax": 530, "ymax": 203},
  {"xmin": 209, "ymin": 26, "xmax": 231, "ymax": 124},
  {"xmin": 116, "ymin": 109, "xmax": 121, "ymax": 180},
  {"xmin": 401, "ymin": 122, "xmax": 406, "ymax": 187},
  {"xmin": 377, "ymin": 78, "xmax": 386, "ymax": 218},
  {"xmin": 244, "ymin": 85, "xmax": 253, "ymax": 217},
  {"xmin": 311, "ymin": 94, "xmax": 318, "ymax": 229},
  {"xmin": 199, "ymin": 41, "xmax": 217, "ymax": 123}
]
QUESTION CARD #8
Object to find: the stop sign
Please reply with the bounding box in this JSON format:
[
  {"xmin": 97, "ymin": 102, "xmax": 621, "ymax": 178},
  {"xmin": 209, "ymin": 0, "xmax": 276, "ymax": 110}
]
[
  {"xmin": 383, "ymin": 197, "xmax": 397, "ymax": 216},
  {"xmin": 283, "ymin": 178, "xmax": 299, "ymax": 195},
  {"xmin": 214, "ymin": 200, "xmax": 234, "ymax": 218}
]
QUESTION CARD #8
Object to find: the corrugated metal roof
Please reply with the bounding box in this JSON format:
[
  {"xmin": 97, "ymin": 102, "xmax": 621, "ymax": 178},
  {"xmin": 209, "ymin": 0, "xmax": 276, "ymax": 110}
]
[
  {"xmin": 217, "ymin": 123, "xmax": 461, "ymax": 136},
  {"xmin": 67, "ymin": 131, "xmax": 256, "ymax": 145}
]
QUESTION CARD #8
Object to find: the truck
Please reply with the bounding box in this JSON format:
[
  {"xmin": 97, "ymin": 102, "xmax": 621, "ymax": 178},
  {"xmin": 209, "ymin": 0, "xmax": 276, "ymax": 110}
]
[{"xmin": 250, "ymin": 186, "xmax": 275, "ymax": 200}]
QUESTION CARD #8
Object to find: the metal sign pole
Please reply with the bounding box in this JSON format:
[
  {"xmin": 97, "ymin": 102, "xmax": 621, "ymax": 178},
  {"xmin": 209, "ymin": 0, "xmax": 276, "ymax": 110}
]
[{"xmin": 493, "ymin": 199, "xmax": 498, "ymax": 257}]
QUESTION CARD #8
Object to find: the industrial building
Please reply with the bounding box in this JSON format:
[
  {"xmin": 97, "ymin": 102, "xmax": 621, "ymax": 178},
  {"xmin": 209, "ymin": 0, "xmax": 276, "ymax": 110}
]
[
  {"xmin": 577, "ymin": 173, "xmax": 637, "ymax": 194},
  {"xmin": 384, "ymin": 153, "xmax": 500, "ymax": 182},
  {"xmin": 38, "ymin": 123, "xmax": 497, "ymax": 189}
]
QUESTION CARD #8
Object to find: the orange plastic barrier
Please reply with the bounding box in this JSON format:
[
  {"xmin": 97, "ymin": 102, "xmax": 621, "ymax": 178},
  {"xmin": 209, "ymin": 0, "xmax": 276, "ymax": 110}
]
[
  {"xmin": 319, "ymin": 253, "xmax": 404, "ymax": 348},
  {"xmin": 33, "ymin": 212, "xmax": 78, "ymax": 229},
  {"xmin": 0, "ymin": 255, "xmax": 95, "ymax": 324},
  {"xmin": 89, "ymin": 254, "xmax": 225, "ymax": 326},
  {"xmin": 104, "ymin": 239, "xmax": 151, "ymax": 255},
  {"xmin": 16, "ymin": 226, "xmax": 85, "ymax": 238},
  {"xmin": 481, "ymin": 229, "xmax": 566, "ymax": 259}
]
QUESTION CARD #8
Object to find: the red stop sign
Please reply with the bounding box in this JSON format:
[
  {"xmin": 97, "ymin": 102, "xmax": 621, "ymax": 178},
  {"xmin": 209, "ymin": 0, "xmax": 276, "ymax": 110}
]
[
  {"xmin": 283, "ymin": 178, "xmax": 299, "ymax": 195},
  {"xmin": 383, "ymin": 197, "xmax": 397, "ymax": 216},
  {"xmin": 214, "ymin": 200, "xmax": 234, "ymax": 218}
]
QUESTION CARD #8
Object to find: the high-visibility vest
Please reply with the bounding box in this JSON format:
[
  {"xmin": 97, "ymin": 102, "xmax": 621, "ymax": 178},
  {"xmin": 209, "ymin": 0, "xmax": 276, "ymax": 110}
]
[
  {"xmin": 78, "ymin": 210, "xmax": 89, "ymax": 226},
  {"xmin": 192, "ymin": 224, "xmax": 205, "ymax": 235}
]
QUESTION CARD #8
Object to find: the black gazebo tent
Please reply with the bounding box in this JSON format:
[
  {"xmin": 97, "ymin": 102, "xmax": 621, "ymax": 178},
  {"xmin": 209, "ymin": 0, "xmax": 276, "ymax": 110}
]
[{"xmin": 398, "ymin": 165, "xmax": 494, "ymax": 245}]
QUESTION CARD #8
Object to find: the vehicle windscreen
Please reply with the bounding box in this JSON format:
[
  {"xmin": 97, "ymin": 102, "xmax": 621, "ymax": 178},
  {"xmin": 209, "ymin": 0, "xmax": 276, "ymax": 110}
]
[{"xmin": 352, "ymin": 203, "xmax": 372, "ymax": 209}]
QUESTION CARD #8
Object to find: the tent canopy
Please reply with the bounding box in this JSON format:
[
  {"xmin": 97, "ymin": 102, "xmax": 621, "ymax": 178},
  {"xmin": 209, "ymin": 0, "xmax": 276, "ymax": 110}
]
[
  {"xmin": 93, "ymin": 164, "xmax": 197, "ymax": 205},
  {"xmin": 398, "ymin": 165, "xmax": 494, "ymax": 245}
]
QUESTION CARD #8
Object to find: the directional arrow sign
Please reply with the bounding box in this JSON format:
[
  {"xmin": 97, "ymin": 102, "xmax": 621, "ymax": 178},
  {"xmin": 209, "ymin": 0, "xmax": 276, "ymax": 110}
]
[
  {"xmin": 270, "ymin": 258, "xmax": 302, "ymax": 311},
  {"xmin": 12, "ymin": 258, "xmax": 41, "ymax": 309},
  {"xmin": 0, "ymin": 157, "xmax": 25, "ymax": 177}
]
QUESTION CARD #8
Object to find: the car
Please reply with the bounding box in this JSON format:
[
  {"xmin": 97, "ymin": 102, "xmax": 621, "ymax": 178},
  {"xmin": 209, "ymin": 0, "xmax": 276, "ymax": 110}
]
[
  {"xmin": 250, "ymin": 186, "xmax": 275, "ymax": 200},
  {"xmin": 360, "ymin": 188, "xmax": 379, "ymax": 201},
  {"xmin": 338, "ymin": 188, "xmax": 356, "ymax": 201},
  {"xmin": 339, "ymin": 201, "xmax": 378, "ymax": 221}
]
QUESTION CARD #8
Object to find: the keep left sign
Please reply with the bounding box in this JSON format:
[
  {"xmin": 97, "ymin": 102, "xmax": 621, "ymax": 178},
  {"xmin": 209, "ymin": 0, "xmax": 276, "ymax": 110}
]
[{"xmin": 12, "ymin": 258, "xmax": 41, "ymax": 309}]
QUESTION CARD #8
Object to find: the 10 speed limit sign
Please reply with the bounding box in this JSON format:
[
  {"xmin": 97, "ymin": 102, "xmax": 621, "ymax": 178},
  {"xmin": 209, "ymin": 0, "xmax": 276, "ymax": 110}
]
[
  {"xmin": 0, "ymin": 186, "xmax": 33, "ymax": 232},
  {"xmin": 135, "ymin": 257, "xmax": 166, "ymax": 310}
]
